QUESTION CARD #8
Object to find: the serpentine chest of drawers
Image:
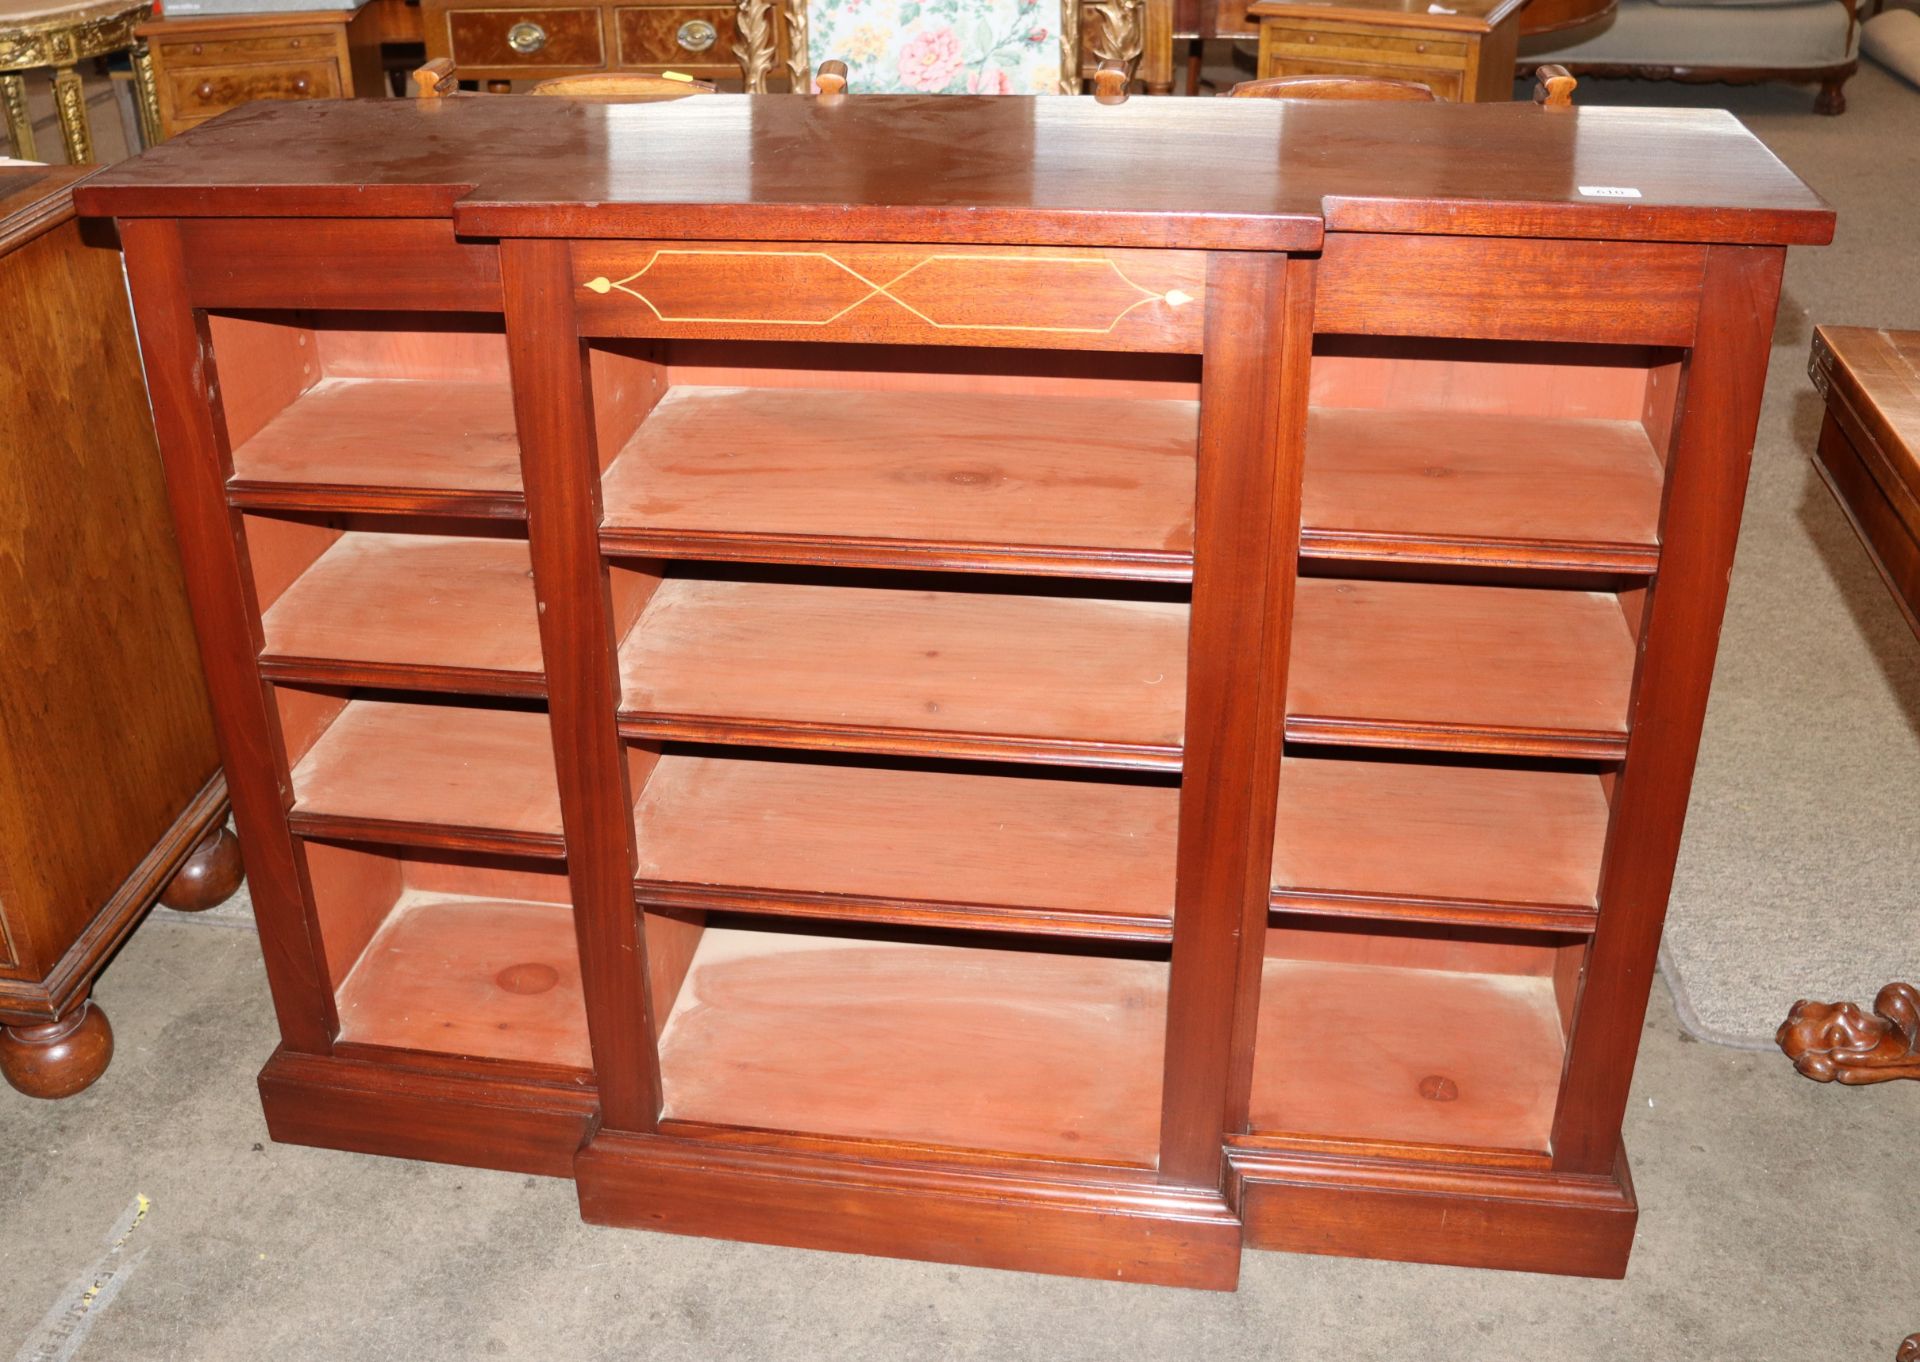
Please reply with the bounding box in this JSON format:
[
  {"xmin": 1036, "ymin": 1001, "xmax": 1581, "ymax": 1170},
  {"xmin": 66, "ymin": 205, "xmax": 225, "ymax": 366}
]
[{"xmin": 77, "ymin": 93, "xmax": 1831, "ymax": 1289}]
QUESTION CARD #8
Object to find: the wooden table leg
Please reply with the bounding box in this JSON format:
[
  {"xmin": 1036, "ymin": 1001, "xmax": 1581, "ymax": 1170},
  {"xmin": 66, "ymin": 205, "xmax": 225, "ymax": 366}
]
[
  {"xmin": 1778, "ymin": 982, "xmax": 1920, "ymax": 1083},
  {"xmin": 51, "ymin": 63, "xmax": 91, "ymax": 163},
  {"xmin": 0, "ymin": 73, "xmax": 34, "ymax": 160}
]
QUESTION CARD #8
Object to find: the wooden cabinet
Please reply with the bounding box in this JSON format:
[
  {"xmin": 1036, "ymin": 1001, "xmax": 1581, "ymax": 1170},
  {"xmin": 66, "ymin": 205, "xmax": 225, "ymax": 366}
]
[
  {"xmin": 0, "ymin": 167, "xmax": 241, "ymax": 1100},
  {"xmin": 138, "ymin": 9, "xmax": 386, "ymax": 139},
  {"xmin": 1249, "ymin": 0, "xmax": 1527, "ymax": 101},
  {"xmin": 79, "ymin": 94, "xmax": 1831, "ymax": 1287},
  {"xmin": 425, "ymin": 0, "xmax": 741, "ymax": 82}
]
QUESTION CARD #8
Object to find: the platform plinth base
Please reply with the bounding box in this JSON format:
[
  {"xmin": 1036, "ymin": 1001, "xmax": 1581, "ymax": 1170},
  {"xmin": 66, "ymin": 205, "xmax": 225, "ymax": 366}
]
[
  {"xmin": 257, "ymin": 1048, "xmax": 595, "ymax": 1177},
  {"xmin": 0, "ymin": 1000, "xmax": 114, "ymax": 1099},
  {"xmin": 576, "ymin": 1130, "xmax": 1245, "ymax": 1289},
  {"xmin": 1228, "ymin": 1145, "xmax": 1639, "ymax": 1278}
]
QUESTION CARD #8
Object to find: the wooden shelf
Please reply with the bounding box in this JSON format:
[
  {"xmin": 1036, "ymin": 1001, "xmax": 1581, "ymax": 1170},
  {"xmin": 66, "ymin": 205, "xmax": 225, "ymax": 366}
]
[
  {"xmin": 657, "ymin": 926, "xmax": 1167, "ymax": 1166},
  {"xmin": 289, "ymin": 699, "xmax": 563, "ymax": 858},
  {"xmin": 1301, "ymin": 409, "xmax": 1664, "ymax": 573},
  {"xmin": 1288, "ymin": 579, "xmax": 1635, "ymax": 759},
  {"xmin": 1273, "ymin": 758, "xmax": 1608, "ymax": 932},
  {"xmin": 259, "ymin": 533, "xmax": 546, "ymax": 695},
  {"xmin": 334, "ymin": 893, "xmax": 589, "ymax": 1070},
  {"xmin": 1247, "ymin": 955, "xmax": 1563, "ymax": 1156},
  {"xmin": 632, "ymin": 754, "xmax": 1178, "ymax": 940},
  {"xmin": 228, "ymin": 378, "xmax": 526, "ymax": 518},
  {"xmin": 599, "ymin": 386, "xmax": 1198, "ymax": 580},
  {"xmin": 617, "ymin": 579, "xmax": 1188, "ymax": 770}
]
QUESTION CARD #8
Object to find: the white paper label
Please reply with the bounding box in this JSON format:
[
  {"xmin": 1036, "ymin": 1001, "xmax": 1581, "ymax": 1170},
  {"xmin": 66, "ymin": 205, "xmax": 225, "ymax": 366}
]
[{"xmin": 1577, "ymin": 185, "xmax": 1643, "ymax": 199}]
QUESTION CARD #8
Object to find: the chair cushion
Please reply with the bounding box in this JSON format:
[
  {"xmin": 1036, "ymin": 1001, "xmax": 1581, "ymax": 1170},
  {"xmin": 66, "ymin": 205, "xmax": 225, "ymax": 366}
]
[
  {"xmin": 1522, "ymin": 0, "xmax": 1858, "ymax": 67},
  {"xmin": 812, "ymin": 0, "xmax": 1067, "ymax": 93},
  {"xmin": 1863, "ymin": 7, "xmax": 1920, "ymax": 89}
]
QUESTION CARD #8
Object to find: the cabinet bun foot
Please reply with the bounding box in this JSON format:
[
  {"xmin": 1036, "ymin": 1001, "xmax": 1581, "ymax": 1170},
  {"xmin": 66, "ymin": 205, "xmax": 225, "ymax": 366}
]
[
  {"xmin": 157, "ymin": 825, "xmax": 243, "ymax": 912},
  {"xmin": 0, "ymin": 1001, "xmax": 115, "ymax": 1099}
]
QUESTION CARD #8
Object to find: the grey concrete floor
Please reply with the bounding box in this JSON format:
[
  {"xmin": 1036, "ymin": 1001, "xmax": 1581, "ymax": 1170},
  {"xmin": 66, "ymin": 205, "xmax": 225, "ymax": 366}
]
[{"xmin": 3, "ymin": 919, "xmax": 1917, "ymax": 1360}]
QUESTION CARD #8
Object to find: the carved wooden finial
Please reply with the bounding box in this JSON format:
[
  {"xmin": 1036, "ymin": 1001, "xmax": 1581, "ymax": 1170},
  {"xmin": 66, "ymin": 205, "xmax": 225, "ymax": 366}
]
[
  {"xmin": 1777, "ymin": 982, "xmax": 1920, "ymax": 1084},
  {"xmin": 412, "ymin": 57, "xmax": 458, "ymax": 100},
  {"xmin": 1533, "ymin": 64, "xmax": 1576, "ymax": 108},
  {"xmin": 1093, "ymin": 59, "xmax": 1130, "ymax": 105},
  {"xmin": 816, "ymin": 60, "xmax": 849, "ymax": 96}
]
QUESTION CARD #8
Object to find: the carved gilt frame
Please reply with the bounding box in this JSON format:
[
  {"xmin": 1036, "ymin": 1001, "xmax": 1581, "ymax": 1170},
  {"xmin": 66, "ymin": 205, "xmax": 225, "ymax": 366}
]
[{"xmin": 734, "ymin": 0, "xmax": 1144, "ymax": 94}]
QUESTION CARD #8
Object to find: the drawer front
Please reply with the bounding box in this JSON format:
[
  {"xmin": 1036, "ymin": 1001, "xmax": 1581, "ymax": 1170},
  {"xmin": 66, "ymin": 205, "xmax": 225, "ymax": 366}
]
[
  {"xmin": 165, "ymin": 59, "xmax": 342, "ymax": 120},
  {"xmin": 1261, "ymin": 24, "xmax": 1467, "ymax": 67},
  {"xmin": 572, "ymin": 240, "xmax": 1208, "ymax": 353},
  {"xmin": 447, "ymin": 7, "xmax": 606, "ymax": 67},
  {"xmin": 614, "ymin": 5, "xmax": 737, "ymax": 68},
  {"xmin": 1259, "ymin": 54, "xmax": 1462, "ymax": 100},
  {"xmin": 154, "ymin": 28, "xmax": 341, "ymax": 67}
]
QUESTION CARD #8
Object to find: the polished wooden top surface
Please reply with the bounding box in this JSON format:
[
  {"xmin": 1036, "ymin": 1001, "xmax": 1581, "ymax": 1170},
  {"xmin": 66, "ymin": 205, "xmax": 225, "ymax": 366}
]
[
  {"xmin": 1247, "ymin": 0, "xmax": 1529, "ymax": 36},
  {"xmin": 74, "ymin": 95, "xmax": 1833, "ymax": 249},
  {"xmin": 0, "ymin": 165, "xmax": 90, "ymax": 252}
]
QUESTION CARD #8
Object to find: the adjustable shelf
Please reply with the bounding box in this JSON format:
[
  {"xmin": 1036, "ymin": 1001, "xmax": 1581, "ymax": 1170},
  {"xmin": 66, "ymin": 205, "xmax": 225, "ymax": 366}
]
[
  {"xmin": 630, "ymin": 753, "xmax": 1178, "ymax": 941},
  {"xmin": 257, "ymin": 532, "xmax": 546, "ymax": 695},
  {"xmin": 288, "ymin": 698, "xmax": 563, "ymax": 858},
  {"xmin": 599, "ymin": 387, "xmax": 1199, "ymax": 581},
  {"xmin": 615, "ymin": 578, "xmax": 1189, "ymax": 770},
  {"xmin": 1300, "ymin": 408, "xmax": 1665, "ymax": 573},
  {"xmin": 654, "ymin": 924, "xmax": 1167, "ymax": 1167},
  {"xmin": 1287, "ymin": 578, "xmax": 1637, "ymax": 759},
  {"xmin": 1272, "ymin": 757, "xmax": 1609, "ymax": 932},
  {"xmin": 228, "ymin": 378, "xmax": 525, "ymax": 519}
]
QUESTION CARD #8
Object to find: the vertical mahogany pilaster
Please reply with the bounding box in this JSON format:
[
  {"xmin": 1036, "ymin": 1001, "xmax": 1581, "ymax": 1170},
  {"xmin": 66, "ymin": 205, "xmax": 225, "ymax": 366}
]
[
  {"xmin": 116, "ymin": 216, "xmax": 334, "ymax": 1055},
  {"xmin": 1157, "ymin": 251, "xmax": 1314, "ymax": 1187},
  {"xmin": 1552, "ymin": 244, "xmax": 1787, "ymax": 1172},
  {"xmin": 500, "ymin": 238, "xmax": 662, "ymax": 1132}
]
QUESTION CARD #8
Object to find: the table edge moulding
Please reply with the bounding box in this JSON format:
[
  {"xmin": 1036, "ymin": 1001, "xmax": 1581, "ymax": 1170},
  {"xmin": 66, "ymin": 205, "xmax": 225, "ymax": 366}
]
[{"xmin": 83, "ymin": 92, "xmax": 1832, "ymax": 1290}]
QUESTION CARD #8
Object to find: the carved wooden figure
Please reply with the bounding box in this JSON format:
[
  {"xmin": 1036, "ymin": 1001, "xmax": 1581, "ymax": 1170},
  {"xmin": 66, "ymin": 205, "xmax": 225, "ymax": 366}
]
[{"xmin": 1778, "ymin": 983, "xmax": 1920, "ymax": 1084}]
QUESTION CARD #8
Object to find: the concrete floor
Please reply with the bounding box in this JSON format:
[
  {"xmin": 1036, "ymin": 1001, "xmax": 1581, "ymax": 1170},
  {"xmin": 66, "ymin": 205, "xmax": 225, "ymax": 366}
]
[{"xmin": 3, "ymin": 921, "xmax": 1916, "ymax": 1361}]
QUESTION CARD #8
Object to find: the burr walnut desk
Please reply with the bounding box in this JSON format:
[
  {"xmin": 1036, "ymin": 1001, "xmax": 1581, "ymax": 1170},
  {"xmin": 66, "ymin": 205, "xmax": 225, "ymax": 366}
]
[
  {"xmin": 0, "ymin": 165, "xmax": 241, "ymax": 1098},
  {"xmin": 78, "ymin": 94, "xmax": 1830, "ymax": 1288}
]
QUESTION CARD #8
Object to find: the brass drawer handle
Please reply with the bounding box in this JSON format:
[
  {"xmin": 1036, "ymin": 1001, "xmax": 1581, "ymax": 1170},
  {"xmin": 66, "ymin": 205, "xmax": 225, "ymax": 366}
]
[
  {"xmin": 507, "ymin": 20, "xmax": 548, "ymax": 54},
  {"xmin": 676, "ymin": 18, "xmax": 717, "ymax": 51}
]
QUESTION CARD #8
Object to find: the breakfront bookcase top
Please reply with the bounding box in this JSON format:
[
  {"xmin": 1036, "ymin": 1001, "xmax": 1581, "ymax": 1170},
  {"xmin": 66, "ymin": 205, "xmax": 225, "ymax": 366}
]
[{"xmin": 78, "ymin": 95, "xmax": 1830, "ymax": 1291}]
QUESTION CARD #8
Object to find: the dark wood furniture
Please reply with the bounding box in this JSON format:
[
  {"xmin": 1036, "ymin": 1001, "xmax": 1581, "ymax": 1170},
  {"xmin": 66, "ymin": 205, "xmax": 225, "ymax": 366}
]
[
  {"xmin": 79, "ymin": 94, "xmax": 1829, "ymax": 1287},
  {"xmin": 137, "ymin": 6, "xmax": 386, "ymax": 140},
  {"xmin": 1247, "ymin": 0, "xmax": 1525, "ymax": 102},
  {"xmin": 0, "ymin": 165, "xmax": 241, "ymax": 1100}
]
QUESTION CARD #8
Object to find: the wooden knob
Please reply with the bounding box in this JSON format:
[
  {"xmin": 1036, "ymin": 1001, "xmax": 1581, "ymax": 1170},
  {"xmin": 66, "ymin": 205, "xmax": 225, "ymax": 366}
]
[
  {"xmin": 190, "ymin": 42, "xmax": 202, "ymax": 53},
  {"xmin": 1533, "ymin": 63, "xmax": 1576, "ymax": 107},
  {"xmin": 1304, "ymin": 32, "xmax": 1316, "ymax": 42},
  {"xmin": 198, "ymin": 80, "xmax": 213, "ymax": 98},
  {"xmin": 1415, "ymin": 42, "xmax": 1426, "ymax": 52},
  {"xmin": 816, "ymin": 59, "xmax": 848, "ymax": 95},
  {"xmin": 293, "ymin": 76, "xmax": 308, "ymax": 92},
  {"xmin": 289, "ymin": 36, "xmax": 301, "ymax": 47},
  {"xmin": 1092, "ymin": 58, "xmax": 1129, "ymax": 103}
]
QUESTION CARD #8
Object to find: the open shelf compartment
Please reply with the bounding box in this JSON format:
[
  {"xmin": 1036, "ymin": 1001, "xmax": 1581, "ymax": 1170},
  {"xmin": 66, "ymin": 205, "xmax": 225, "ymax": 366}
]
[
  {"xmin": 630, "ymin": 747, "xmax": 1179, "ymax": 941},
  {"xmin": 596, "ymin": 341, "xmax": 1201, "ymax": 581},
  {"xmin": 1245, "ymin": 918, "xmax": 1581, "ymax": 1160},
  {"xmin": 308, "ymin": 843, "xmax": 589, "ymax": 1072},
  {"xmin": 651, "ymin": 919, "xmax": 1168, "ymax": 1168}
]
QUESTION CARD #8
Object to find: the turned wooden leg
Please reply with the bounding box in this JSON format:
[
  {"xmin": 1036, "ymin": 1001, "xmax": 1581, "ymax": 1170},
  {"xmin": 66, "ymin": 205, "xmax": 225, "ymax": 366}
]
[
  {"xmin": 1897, "ymin": 1333, "xmax": 1918, "ymax": 1362},
  {"xmin": 1777, "ymin": 983, "xmax": 1920, "ymax": 1083},
  {"xmin": 158, "ymin": 825, "xmax": 243, "ymax": 912},
  {"xmin": 0, "ymin": 73, "xmax": 34, "ymax": 161},
  {"xmin": 1185, "ymin": 37, "xmax": 1203, "ymax": 96},
  {"xmin": 0, "ymin": 1000, "xmax": 114, "ymax": 1099},
  {"xmin": 1814, "ymin": 74, "xmax": 1848, "ymax": 115}
]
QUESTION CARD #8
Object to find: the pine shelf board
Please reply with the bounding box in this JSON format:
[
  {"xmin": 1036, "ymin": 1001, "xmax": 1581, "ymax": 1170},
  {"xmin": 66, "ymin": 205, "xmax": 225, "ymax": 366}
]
[
  {"xmin": 333, "ymin": 892, "xmax": 590, "ymax": 1070},
  {"xmin": 289, "ymin": 699, "xmax": 564, "ymax": 857},
  {"xmin": 1287, "ymin": 578, "xmax": 1636, "ymax": 759},
  {"xmin": 631, "ymin": 754, "xmax": 1178, "ymax": 939},
  {"xmin": 656, "ymin": 926, "xmax": 1168, "ymax": 1166},
  {"xmin": 1272, "ymin": 757, "xmax": 1608, "ymax": 931},
  {"xmin": 1301, "ymin": 408, "xmax": 1665, "ymax": 573},
  {"xmin": 599, "ymin": 386, "xmax": 1198, "ymax": 580},
  {"xmin": 1248, "ymin": 956, "xmax": 1563, "ymax": 1155},
  {"xmin": 227, "ymin": 377, "xmax": 525, "ymax": 518},
  {"xmin": 258, "ymin": 533, "xmax": 546, "ymax": 695},
  {"xmin": 616, "ymin": 579, "xmax": 1189, "ymax": 770}
]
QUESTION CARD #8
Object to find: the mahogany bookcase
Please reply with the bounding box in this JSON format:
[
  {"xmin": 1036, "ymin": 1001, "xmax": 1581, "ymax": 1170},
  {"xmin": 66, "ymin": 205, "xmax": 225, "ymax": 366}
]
[{"xmin": 78, "ymin": 94, "xmax": 1831, "ymax": 1290}]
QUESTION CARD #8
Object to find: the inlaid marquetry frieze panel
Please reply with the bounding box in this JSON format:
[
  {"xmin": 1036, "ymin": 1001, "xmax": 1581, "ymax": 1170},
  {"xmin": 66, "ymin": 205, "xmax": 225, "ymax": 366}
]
[{"xmin": 571, "ymin": 241, "xmax": 1206, "ymax": 352}]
